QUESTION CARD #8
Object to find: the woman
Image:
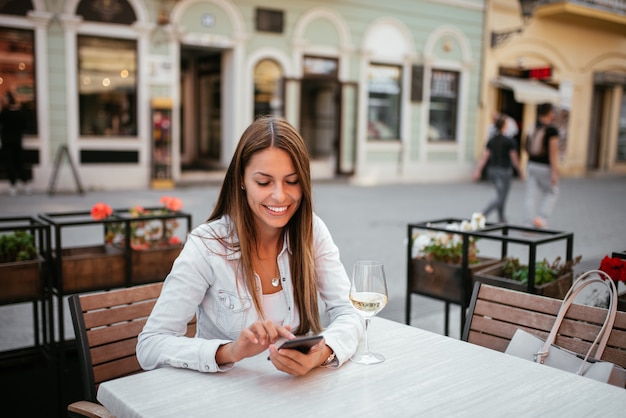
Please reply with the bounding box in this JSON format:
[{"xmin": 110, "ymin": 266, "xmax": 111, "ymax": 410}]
[
  {"xmin": 137, "ymin": 117, "xmax": 363, "ymax": 376},
  {"xmin": 473, "ymin": 114, "xmax": 523, "ymax": 223}
]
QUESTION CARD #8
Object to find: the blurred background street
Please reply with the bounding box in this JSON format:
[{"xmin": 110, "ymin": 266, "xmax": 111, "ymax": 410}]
[{"xmin": 2, "ymin": 174, "xmax": 625, "ymax": 349}]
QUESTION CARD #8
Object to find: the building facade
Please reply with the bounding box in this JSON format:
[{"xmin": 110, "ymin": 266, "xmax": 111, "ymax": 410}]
[
  {"xmin": 481, "ymin": 0, "xmax": 626, "ymax": 177},
  {"xmin": 0, "ymin": 0, "xmax": 486, "ymax": 192}
]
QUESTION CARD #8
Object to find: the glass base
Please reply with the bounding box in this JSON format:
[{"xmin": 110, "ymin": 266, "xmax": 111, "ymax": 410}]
[{"xmin": 351, "ymin": 351, "xmax": 385, "ymax": 365}]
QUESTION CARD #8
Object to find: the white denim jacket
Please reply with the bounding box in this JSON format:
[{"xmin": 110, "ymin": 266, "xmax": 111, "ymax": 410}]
[{"xmin": 136, "ymin": 214, "xmax": 364, "ymax": 373}]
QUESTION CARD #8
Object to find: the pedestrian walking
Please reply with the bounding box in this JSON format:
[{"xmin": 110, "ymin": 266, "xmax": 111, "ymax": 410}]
[
  {"xmin": 473, "ymin": 114, "xmax": 523, "ymax": 223},
  {"xmin": 0, "ymin": 90, "xmax": 29, "ymax": 196},
  {"xmin": 523, "ymin": 103, "xmax": 560, "ymax": 228}
]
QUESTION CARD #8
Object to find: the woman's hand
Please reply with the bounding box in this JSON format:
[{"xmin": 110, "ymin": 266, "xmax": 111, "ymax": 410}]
[
  {"xmin": 216, "ymin": 321, "xmax": 294, "ymax": 365},
  {"xmin": 268, "ymin": 339, "xmax": 329, "ymax": 376}
]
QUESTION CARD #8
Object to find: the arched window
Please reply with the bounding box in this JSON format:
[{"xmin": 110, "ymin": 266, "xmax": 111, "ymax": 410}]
[{"xmin": 253, "ymin": 59, "xmax": 283, "ymax": 118}]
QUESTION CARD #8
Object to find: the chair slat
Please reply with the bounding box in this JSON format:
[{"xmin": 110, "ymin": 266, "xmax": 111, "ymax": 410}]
[
  {"xmin": 86, "ymin": 319, "xmax": 147, "ymax": 348},
  {"xmin": 79, "ymin": 283, "xmax": 163, "ymax": 311},
  {"xmin": 91, "ymin": 337, "xmax": 138, "ymax": 367},
  {"xmin": 93, "ymin": 356, "xmax": 142, "ymax": 385},
  {"xmin": 82, "ymin": 300, "xmax": 155, "ymax": 329}
]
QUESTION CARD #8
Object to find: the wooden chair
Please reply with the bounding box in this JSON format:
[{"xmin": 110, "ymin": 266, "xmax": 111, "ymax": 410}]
[
  {"xmin": 67, "ymin": 282, "xmax": 197, "ymax": 417},
  {"xmin": 462, "ymin": 282, "xmax": 626, "ymax": 371}
]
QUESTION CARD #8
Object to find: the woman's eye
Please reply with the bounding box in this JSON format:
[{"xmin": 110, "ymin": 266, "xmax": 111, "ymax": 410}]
[
  {"xmin": 286, "ymin": 180, "xmax": 299, "ymax": 185},
  {"xmin": 256, "ymin": 182, "xmax": 270, "ymax": 187}
]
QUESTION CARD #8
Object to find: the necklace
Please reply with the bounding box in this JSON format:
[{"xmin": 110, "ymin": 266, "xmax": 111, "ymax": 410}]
[{"xmin": 257, "ymin": 257, "xmax": 281, "ymax": 288}]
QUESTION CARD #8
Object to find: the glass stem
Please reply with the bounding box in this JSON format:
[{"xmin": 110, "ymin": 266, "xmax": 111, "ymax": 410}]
[{"xmin": 364, "ymin": 317, "xmax": 371, "ymax": 353}]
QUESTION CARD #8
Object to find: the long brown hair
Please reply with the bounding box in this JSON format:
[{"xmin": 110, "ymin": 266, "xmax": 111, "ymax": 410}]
[{"xmin": 208, "ymin": 116, "xmax": 321, "ymax": 335}]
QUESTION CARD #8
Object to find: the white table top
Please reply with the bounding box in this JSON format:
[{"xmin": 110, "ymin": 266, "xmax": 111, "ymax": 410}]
[{"xmin": 98, "ymin": 318, "xmax": 626, "ymax": 417}]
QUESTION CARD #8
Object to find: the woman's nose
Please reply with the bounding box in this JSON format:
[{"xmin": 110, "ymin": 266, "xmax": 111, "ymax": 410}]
[{"xmin": 271, "ymin": 183, "xmax": 285, "ymax": 200}]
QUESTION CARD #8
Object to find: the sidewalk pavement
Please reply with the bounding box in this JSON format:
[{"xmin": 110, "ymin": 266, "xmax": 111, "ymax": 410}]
[{"xmin": 1, "ymin": 174, "xmax": 625, "ymax": 349}]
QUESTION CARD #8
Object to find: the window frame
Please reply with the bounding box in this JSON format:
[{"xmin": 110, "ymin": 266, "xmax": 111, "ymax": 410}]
[
  {"xmin": 76, "ymin": 34, "xmax": 138, "ymax": 138},
  {"xmin": 366, "ymin": 62, "xmax": 402, "ymax": 141},
  {"xmin": 428, "ymin": 69, "xmax": 460, "ymax": 143}
]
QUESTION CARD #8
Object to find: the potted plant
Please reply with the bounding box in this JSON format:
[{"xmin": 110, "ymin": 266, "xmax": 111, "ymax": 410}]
[
  {"xmin": 92, "ymin": 196, "xmax": 187, "ymax": 284},
  {"xmin": 409, "ymin": 213, "xmax": 500, "ymax": 304},
  {"xmin": 0, "ymin": 230, "xmax": 42, "ymax": 304},
  {"xmin": 473, "ymin": 255, "xmax": 582, "ymax": 299}
]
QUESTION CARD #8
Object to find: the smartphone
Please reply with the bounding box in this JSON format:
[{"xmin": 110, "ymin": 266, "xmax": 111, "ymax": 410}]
[{"xmin": 277, "ymin": 335, "xmax": 323, "ymax": 354}]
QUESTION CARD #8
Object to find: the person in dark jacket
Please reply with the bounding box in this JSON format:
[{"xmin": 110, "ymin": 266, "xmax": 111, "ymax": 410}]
[
  {"xmin": 0, "ymin": 91, "xmax": 29, "ymax": 195},
  {"xmin": 473, "ymin": 114, "xmax": 523, "ymax": 223}
]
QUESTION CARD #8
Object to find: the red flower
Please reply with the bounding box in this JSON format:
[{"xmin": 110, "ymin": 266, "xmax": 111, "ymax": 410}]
[
  {"xmin": 599, "ymin": 256, "xmax": 626, "ymax": 282},
  {"xmin": 90, "ymin": 202, "xmax": 113, "ymax": 220},
  {"xmin": 160, "ymin": 196, "xmax": 183, "ymax": 212}
]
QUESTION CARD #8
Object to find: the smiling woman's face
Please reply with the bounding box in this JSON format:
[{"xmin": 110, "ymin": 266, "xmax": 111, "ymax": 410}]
[{"xmin": 243, "ymin": 146, "xmax": 302, "ymax": 236}]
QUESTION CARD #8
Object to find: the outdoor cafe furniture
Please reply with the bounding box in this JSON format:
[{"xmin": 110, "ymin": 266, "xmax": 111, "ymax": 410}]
[
  {"xmin": 97, "ymin": 317, "xmax": 626, "ymax": 417},
  {"xmin": 406, "ymin": 220, "xmax": 574, "ymax": 336}
]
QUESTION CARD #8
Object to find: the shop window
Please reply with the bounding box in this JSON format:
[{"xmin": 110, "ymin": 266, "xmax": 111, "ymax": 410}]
[
  {"xmin": 428, "ymin": 69, "xmax": 459, "ymax": 142},
  {"xmin": 0, "ymin": 27, "xmax": 37, "ymax": 134},
  {"xmin": 254, "ymin": 59, "xmax": 283, "ymax": 118},
  {"xmin": 618, "ymin": 92, "xmax": 626, "ymax": 162},
  {"xmin": 367, "ymin": 64, "xmax": 401, "ymax": 140},
  {"xmin": 78, "ymin": 36, "xmax": 137, "ymax": 136}
]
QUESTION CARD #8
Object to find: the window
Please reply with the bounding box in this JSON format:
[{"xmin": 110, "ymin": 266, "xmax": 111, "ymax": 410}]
[
  {"xmin": 367, "ymin": 64, "xmax": 401, "ymax": 140},
  {"xmin": 0, "ymin": 27, "xmax": 37, "ymax": 134},
  {"xmin": 78, "ymin": 36, "xmax": 137, "ymax": 136},
  {"xmin": 254, "ymin": 59, "xmax": 283, "ymax": 118},
  {"xmin": 428, "ymin": 70, "xmax": 459, "ymax": 142},
  {"xmin": 256, "ymin": 8, "xmax": 283, "ymax": 33}
]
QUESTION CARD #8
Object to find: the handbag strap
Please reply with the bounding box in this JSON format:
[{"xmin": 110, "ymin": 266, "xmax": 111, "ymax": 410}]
[{"xmin": 536, "ymin": 270, "xmax": 617, "ymax": 373}]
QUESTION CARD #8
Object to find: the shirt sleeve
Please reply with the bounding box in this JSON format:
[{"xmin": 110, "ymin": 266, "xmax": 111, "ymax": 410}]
[
  {"xmin": 312, "ymin": 215, "xmax": 365, "ymax": 367},
  {"xmin": 136, "ymin": 232, "xmax": 234, "ymax": 373}
]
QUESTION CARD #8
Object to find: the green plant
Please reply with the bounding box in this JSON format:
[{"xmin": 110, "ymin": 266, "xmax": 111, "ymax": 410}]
[
  {"xmin": 0, "ymin": 231, "xmax": 37, "ymax": 263},
  {"xmin": 501, "ymin": 255, "xmax": 582, "ymax": 285}
]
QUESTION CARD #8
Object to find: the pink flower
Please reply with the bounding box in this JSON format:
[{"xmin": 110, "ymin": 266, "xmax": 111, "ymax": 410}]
[
  {"xmin": 90, "ymin": 202, "xmax": 113, "ymax": 220},
  {"xmin": 160, "ymin": 196, "xmax": 183, "ymax": 212},
  {"xmin": 599, "ymin": 255, "xmax": 626, "ymax": 283},
  {"xmin": 169, "ymin": 236, "xmax": 181, "ymax": 245}
]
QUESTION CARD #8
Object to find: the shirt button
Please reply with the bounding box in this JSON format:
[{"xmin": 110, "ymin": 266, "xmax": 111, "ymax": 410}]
[
  {"xmin": 205, "ymin": 365, "xmax": 210, "ymax": 370},
  {"xmin": 183, "ymin": 363, "xmax": 188, "ymax": 368}
]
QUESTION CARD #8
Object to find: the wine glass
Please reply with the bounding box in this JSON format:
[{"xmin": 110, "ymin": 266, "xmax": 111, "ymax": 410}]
[{"xmin": 349, "ymin": 260, "xmax": 389, "ymax": 365}]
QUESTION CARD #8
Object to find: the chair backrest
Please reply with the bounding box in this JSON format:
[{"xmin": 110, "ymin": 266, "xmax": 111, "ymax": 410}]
[
  {"xmin": 69, "ymin": 282, "xmax": 197, "ymax": 402},
  {"xmin": 462, "ymin": 282, "xmax": 626, "ymax": 369}
]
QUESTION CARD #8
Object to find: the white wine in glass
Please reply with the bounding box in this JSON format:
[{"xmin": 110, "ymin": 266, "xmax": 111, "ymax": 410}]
[{"xmin": 349, "ymin": 260, "xmax": 388, "ymax": 365}]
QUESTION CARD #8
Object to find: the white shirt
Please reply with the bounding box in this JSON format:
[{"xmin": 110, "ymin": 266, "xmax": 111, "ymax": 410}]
[{"xmin": 136, "ymin": 213, "xmax": 364, "ymax": 373}]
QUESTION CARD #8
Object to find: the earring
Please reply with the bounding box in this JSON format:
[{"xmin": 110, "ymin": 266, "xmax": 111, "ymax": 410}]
[{"xmin": 241, "ymin": 185, "xmax": 245, "ymax": 190}]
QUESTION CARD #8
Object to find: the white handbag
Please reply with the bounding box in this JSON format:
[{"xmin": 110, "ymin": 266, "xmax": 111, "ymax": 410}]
[{"xmin": 505, "ymin": 270, "xmax": 626, "ymax": 388}]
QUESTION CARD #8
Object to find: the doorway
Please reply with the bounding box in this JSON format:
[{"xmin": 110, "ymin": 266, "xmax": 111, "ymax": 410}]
[
  {"xmin": 300, "ymin": 79, "xmax": 340, "ymax": 176},
  {"xmin": 180, "ymin": 46, "xmax": 222, "ymax": 172}
]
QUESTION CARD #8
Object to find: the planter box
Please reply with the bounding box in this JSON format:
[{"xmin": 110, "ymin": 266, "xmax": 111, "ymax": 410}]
[
  {"xmin": 473, "ymin": 262, "xmax": 572, "ymax": 300},
  {"xmin": 410, "ymin": 257, "xmax": 499, "ymax": 305},
  {"xmin": 59, "ymin": 245, "xmax": 125, "ymax": 292},
  {"xmin": 131, "ymin": 244, "xmax": 182, "ymax": 284},
  {"xmin": 0, "ymin": 256, "xmax": 43, "ymax": 304}
]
